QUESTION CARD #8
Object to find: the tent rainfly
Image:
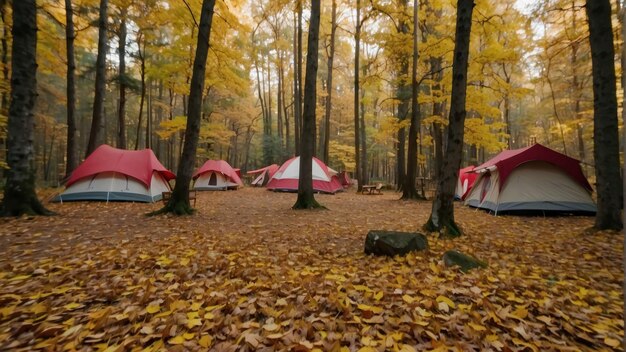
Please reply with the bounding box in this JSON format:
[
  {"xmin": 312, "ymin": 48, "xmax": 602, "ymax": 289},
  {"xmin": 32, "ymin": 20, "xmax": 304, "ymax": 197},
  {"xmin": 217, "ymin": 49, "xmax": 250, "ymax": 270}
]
[
  {"xmin": 247, "ymin": 164, "xmax": 279, "ymax": 187},
  {"xmin": 193, "ymin": 160, "xmax": 243, "ymax": 191},
  {"xmin": 55, "ymin": 145, "xmax": 175, "ymax": 203},
  {"xmin": 464, "ymin": 144, "xmax": 596, "ymax": 214},
  {"xmin": 455, "ymin": 165, "xmax": 477, "ymax": 200},
  {"xmin": 266, "ymin": 156, "xmax": 343, "ymax": 194}
]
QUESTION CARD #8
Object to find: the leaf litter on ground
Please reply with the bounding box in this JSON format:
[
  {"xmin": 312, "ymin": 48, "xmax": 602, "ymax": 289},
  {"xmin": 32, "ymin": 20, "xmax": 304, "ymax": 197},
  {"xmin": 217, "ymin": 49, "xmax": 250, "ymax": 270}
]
[{"xmin": 0, "ymin": 188, "xmax": 622, "ymax": 351}]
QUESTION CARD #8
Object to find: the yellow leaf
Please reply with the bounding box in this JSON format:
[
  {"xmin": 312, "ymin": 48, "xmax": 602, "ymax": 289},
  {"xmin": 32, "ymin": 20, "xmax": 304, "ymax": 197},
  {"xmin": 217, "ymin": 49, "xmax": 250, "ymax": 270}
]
[
  {"xmin": 468, "ymin": 322, "xmax": 487, "ymax": 331},
  {"xmin": 353, "ymin": 285, "xmax": 372, "ymax": 292},
  {"xmin": 511, "ymin": 307, "xmax": 528, "ymax": 320},
  {"xmin": 357, "ymin": 304, "xmax": 383, "ymax": 314},
  {"xmin": 604, "ymin": 338, "xmax": 620, "ymax": 348},
  {"xmin": 183, "ymin": 332, "xmax": 195, "ymax": 340},
  {"xmin": 30, "ymin": 303, "xmax": 47, "ymax": 315},
  {"xmin": 187, "ymin": 318, "xmax": 202, "ymax": 329},
  {"xmin": 168, "ymin": 335, "xmax": 185, "ymax": 345},
  {"xmin": 9, "ymin": 275, "xmax": 31, "ymax": 281},
  {"xmin": 146, "ymin": 304, "xmax": 160, "ymax": 314},
  {"xmin": 429, "ymin": 262, "xmax": 440, "ymax": 274},
  {"xmin": 399, "ymin": 345, "xmax": 416, "ymax": 352},
  {"xmin": 187, "ymin": 311, "xmax": 199, "ymax": 320},
  {"xmin": 190, "ymin": 302, "xmax": 202, "ymax": 311},
  {"xmin": 64, "ymin": 302, "xmax": 82, "ymax": 310},
  {"xmin": 512, "ymin": 338, "xmax": 538, "ymax": 352},
  {"xmin": 180, "ymin": 258, "xmax": 190, "ymax": 266},
  {"xmin": 267, "ymin": 333, "xmax": 285, "ymax": 339},
  {"xmin": 357, "ymin": 347, "xmax": 377, "ymax": 352},
  {"xmin": 199, "ymin": 335, "xmax": 213, "ymax": 348},
  {"xmin": 402, "ymin": 295, "xmax": 416, "ymax": 304},
  {"xmin": 436, "ymin": 295, "xmax": 456, "ymax": 309},
  {"xmin": 205, "ymin": 304, "xmax": 224, "ymax": 311},
  {"xmin": 204, "ymin": 312, "xmax": 214, "ymax": 319},
  {"xmin": 485, "ymin": 334, "xmax": 499, "ymax": 342},
  {"xmin": 374, "ymin": 291, "xmax": 384, "ymax": 301}
]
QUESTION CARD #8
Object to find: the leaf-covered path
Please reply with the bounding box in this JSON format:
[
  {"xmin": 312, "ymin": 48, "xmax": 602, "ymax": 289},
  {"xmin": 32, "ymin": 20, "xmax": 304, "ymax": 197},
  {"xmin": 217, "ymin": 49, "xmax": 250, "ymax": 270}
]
[{"xmin": 0, "ymin": 188, "xmax": 622, "ymax": 351}]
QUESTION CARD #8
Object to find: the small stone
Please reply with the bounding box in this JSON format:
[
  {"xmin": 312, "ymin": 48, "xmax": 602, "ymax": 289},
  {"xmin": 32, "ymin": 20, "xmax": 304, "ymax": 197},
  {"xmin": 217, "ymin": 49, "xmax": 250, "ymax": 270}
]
[
  {"xmin": 364, "ymin": 230, "xmax": 428, "ymax": 257},
  {"xmin": 442, "ymin": 250, "xmax": 487, "ymax": 272}
]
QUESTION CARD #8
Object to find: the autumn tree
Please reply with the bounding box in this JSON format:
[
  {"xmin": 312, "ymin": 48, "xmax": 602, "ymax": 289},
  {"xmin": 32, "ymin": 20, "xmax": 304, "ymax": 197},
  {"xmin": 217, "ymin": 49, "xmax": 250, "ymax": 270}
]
[
  {"xmin": 585, "ymin": 0, "xmax": 622, "ymax": 230},
  {"xmin": 64, "ymin": 0, "xmax": 78, "ymax": 176},
  {"xmin": 152, "ymin": 0, "xmax": 216, "ymax": 215},
  {"xmin": 85, "ymin": 0, "xmax": 108, "ymax": 157},
  {"xmin": 1, "ymin": 0, "xmax": 53, "ymax": 216},
  {"xmin": 293, "ymin": 0, "xmax": 323, "ymax": 209},
  {"xmin": 423, "ymin": 0, "xmax": 474, "ymax": 237}
]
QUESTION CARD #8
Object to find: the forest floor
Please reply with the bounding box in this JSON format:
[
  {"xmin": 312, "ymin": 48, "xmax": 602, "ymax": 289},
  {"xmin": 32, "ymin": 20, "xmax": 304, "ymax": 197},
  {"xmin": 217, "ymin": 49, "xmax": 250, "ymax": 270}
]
[{"xmin": 0, "ymin": 187, "xmax": 622, "ymax": 351}]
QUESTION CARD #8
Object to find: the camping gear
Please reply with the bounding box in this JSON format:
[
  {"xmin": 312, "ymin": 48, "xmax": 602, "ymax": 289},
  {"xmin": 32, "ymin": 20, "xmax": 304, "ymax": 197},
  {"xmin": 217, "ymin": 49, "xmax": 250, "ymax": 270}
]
[
  {"xmin": 464, "ymin": 144, "xmax": 596, "ymax": 214},
  {"xmin": 55, "ymin": 145, "xmax": 174, "ymax": 202},
  {"xmin": 247, "ymin": 164, "xmax": 279, "ymax": 187},
  {"xmin": 266, "ymin": 156, "xmax": 343, "ymax": 194},
  {"xmin": 193, "ymin": 160, "xmax": 243, "ymax": 190}
]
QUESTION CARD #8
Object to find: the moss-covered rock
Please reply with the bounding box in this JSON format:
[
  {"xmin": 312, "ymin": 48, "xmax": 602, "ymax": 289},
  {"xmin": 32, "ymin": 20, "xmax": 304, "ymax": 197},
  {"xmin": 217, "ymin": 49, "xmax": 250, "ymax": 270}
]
[
  {"xmin": 443, "ymin": 250, "xmax": 487, "ymax": 272},
  {"xmin": 364, "ymin": 230, "xmax": 428, "ymax": 257}
]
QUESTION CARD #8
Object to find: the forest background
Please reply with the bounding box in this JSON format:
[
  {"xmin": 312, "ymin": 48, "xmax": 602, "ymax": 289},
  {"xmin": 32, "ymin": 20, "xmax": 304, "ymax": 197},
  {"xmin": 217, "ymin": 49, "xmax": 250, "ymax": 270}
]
[{"xmin": 0, "ymin": 0, "xmax": 621, "ymax": 191}]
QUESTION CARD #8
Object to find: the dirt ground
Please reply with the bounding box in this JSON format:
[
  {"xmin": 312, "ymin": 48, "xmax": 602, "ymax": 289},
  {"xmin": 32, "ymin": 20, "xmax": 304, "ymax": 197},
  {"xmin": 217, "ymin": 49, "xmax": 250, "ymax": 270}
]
[{"xmin": 0, "ymin": 187, "xmax": 622, "ymax": 351}]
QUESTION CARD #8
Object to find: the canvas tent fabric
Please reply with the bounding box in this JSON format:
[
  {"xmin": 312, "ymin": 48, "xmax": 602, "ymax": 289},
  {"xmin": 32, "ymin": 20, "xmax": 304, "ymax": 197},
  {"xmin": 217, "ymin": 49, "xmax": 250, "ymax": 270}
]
[
  {"xmin": 247, "ymin": 164, "xmax": 279, "ymax": 187},
  {"xmin": 193, "ymin": 160, "xmax": 243, "ymax": 190},
  {"xmin": 455, "ymin": 166, "xmax": 477, "ymax": 200},
  {"xmin": 337, "ymin": 171, "xmax": 352, "ymax": 188},
  {"xmin": 266, "ymin": 156, "xmax": 344, "ymax": 194},
  {"xmin": 464, "ymin": 144, "xmax": 596, "ymax": 214},
  {"xmin": 55, "ymin": 145, "xmax": 174, "ymax": 202}
]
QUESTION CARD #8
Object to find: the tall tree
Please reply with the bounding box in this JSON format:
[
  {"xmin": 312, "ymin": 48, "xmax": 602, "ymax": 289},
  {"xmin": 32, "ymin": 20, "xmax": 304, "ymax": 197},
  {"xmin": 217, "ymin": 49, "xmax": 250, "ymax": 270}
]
[
  {"xmin": 585, "ymin": 0, "xmax": 622, "ymax": 230},
  {"xmin": 152, "ymin": 0, "xmax": 216, "ymax": 215},
  {"xmin": 117, "ymin": 7, "xmax": 127, "ymax": 149},
  {"xmin": 401, "ymin": 0, "xmax": 424, "ymax": 200},
  {"xmin": 354, "ymin": 0, "xmax": 362, "ymax": 191},
  {"xmin": 294, "ymin": 0, "xmax": 303, "ymax": 155},
  {"xmin": 423, "ymin": 0, "xmax": 474, "ymax": 237},
  {"xmin": 1, "ymin": 0, "xmax": 53, "ymax": 216},
  {"xmin": 320, "ymin": 0, "xmax": 337, "ymax": 164},
  {"xmin": 86, "ymin": 0, "xmax": 108, "ymax": 157},
  {"xmin": 64, "ymin": 0, "xmax": 78, "ymax": 177},
  {"xmin": 293, "ymin": 0, "xmax": 322, "ymax": 209}
]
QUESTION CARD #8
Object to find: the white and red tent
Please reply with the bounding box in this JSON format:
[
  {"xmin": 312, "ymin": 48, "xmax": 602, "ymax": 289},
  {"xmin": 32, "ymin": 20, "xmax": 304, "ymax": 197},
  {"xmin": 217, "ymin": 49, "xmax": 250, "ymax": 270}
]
[
  {"xmin": 247, "ymin": 164, "xmax": 279, "ymax": 187},
  {"xmin": 464, "ymin": 144, "xmax": 596, "ymax": 214},
  {"xmin": 55, "ymin": 145, "xmax": 175, "ymax": 202},
  {"xmin": 455, "ymin": 165, "xmax": 477, "ymax": 200},
  {"xmin": 266, "ymin": 156, "xmax": 343, "ymax": 194},
  {"xmin": 193, "ymin": 160, "xmax": 243, "ymax": 190}
]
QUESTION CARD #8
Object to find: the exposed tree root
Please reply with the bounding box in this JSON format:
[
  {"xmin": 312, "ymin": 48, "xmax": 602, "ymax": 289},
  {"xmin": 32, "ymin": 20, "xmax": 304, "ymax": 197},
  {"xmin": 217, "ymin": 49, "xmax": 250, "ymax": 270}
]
[
  {"xmin": 292, "ymin": 197, "xmax": 326, "ymax": 210},
  {"xmin": 147, "ymin": 201, "xmax": 195, "ymax": 216},
  {"xmin": 422, "ymin": 218, "xmax": 462, "ymax": 239}
]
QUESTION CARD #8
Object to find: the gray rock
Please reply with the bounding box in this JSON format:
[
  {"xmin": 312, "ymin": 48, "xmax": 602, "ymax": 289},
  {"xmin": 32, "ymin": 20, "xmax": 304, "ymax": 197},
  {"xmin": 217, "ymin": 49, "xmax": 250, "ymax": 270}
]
[
  {"xmin": 443, "ymin": 250, "xmax": 487, "ymax": 272},
  {"xmin": 364, "ymin": 230, "xmax": 428, "ymax": 256}
]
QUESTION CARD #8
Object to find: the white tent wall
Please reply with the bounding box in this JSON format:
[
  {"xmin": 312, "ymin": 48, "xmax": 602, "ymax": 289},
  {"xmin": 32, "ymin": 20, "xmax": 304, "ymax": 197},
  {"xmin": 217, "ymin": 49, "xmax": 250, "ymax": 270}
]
[
  {"xmin": 194, "ymin": 171, "xmax": 238, "ymax": 190},
  {"xmin": 58, "ymin": 171, "xmax": 170, "ymax": 202},
  {"xmin": 465, "ymin": 161, "xmax": 596, "ymax": 214}
]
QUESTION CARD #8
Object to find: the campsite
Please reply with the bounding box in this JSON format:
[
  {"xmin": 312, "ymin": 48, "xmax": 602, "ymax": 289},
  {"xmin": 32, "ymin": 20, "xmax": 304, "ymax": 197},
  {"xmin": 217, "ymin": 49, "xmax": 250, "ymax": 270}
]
[
  {"xmin": 0, "ymin": 189, "xmax": 623, "ymax": 350},
  {"xmin": 0, "ymin": 0, "xmax": 624, "ymax": 350}
]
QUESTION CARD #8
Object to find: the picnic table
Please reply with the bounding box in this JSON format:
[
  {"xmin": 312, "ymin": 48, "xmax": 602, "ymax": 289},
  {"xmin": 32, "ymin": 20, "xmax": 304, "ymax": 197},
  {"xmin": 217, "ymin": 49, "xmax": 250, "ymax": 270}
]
[{"xmin": 361, "ymin": 183, "xmax": 383, "ymax": 195}]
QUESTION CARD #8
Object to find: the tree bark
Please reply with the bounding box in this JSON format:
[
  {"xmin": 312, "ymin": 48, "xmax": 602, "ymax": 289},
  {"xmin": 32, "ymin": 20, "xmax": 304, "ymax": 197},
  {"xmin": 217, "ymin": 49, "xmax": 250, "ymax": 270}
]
[
  {"xmin": 321, "ymin": 0, "xmax": 337, "ymax": 164},
  {"xmin": 2, "ymin": 0, "xmax": 53, "ymax": 216},
  {"xmin": 585, "ymin": 0, "xmax": 623, "ymax": 230},
  {"xmin": 64, "ymin": 0, "xmax": 78, "ymax": 177},
  {"xmin": 396, "ymin": 0, "xmax": 410, "ymax": 191},
  {"xmin": 293, "ymin": 0, "xmax": 323, "ymax": 209},
  {"xmin": 293, "ymin": 1, "xmax": 303, "ymax": 155},
  {"xmin": 117, "ymin": 8, "xmax": 127, "ymax": 149},
  {"xmin": 402, "ymin": 0, "xmax": 424, "ymax": 200},
  {"xmin": 423, "ymin": 0, "xmax": 474, "ymax": 237},
  {"xmin": 354, "ymin": 0, "xmax": 362, "ymax": 192},
  {"xmin": 135, "ymin": 32, "xmax": 146, "ymax": 150},
  {"xmin": 150, "ymin": 0, "xmax": 216, "ymax": 215},
  {"xmin": 86, "ymin": 0, "xmax": 108, "ymax": 157}
]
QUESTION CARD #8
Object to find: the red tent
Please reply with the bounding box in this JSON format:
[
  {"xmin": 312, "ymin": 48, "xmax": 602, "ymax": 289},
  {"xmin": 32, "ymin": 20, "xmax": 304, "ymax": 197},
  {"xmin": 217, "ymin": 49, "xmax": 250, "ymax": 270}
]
[
  {"xmin": 266, "ymin": 156, "xmax": 343, "ymax": 194},
  {"xmin": 66, "ymin": 145, "xmax": 175, "ymax": 187},
  {"xmin": 337, "ymin": 171, "xmax": 352, "ymax": 188},
  {"xmin": 247, "ymin": 164, "xmax": 279, "ymax": 187},
  {"xmin": 455, "ymin": 165, "xmax": 477, "ymax": 200},
  {"xmin": 193, "ymin": 160, "xmax": 243, "ymax": 190}
]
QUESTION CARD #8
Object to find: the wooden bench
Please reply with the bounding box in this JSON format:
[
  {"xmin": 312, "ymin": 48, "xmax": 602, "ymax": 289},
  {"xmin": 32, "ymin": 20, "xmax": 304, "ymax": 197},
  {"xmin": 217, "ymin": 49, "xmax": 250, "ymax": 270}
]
[
  {"xmin": 161, "ymin": 190, "xmax": 197, "ymax": 206},
  {"xmin": 361, "ymin": 183, "xmax": 383, "ymax": 195}
]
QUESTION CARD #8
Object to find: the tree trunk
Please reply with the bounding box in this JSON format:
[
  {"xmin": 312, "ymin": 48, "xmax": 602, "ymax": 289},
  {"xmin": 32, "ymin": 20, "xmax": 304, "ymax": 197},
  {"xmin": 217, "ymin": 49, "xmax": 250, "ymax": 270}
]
[
  {"xmin": 150, "ymin": 0, "xmax": 216, "ymax": 215},
  {"xmin": 2, "ymin": 0, "xmax": 53, "ymax": 216},
  {"xmin": 293, "ymin": 0, "xmax": 323, "ymax": 210},
  {"xmin": 359, "ymin": 63, "xmax": 368, "ymax": 187},
  {"xmin": 117, "ymin": 8, "xmax": 127, "ymax": 149},
  {"xmin": 135, "ymin": 32, "xmax": 146, "ymax": 150},
  {"xmin": 396, "ymin": 0, "xmax": 410, "ymax": 191},
  {"xmin": 322, "ymin": 0, "xmax": 337, "ymax": 164},
  {"xmin": 585, "ymin": 0, "xmax": 623, "ymax": 230},
  {"xmin": 64, "ymin": 0, "xmax": 78, "ymax": 177},
  {"xmin": 354, "ymin": 0, "xmax": 362, "ymax": 191},
  {"xmin": 293, "ymin": 2, "xmax": 302, "ymax": 155},
  {"xmin": 86, "ymin": 0, "xmax": 108, "ymax": 157},
  {"xmin": 402, "ymin": 0, "xmax": 424, "ymax": 200},
  {"xmin": 423, "ymin": 0, "xmax": 474, "ymax": 237}
]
